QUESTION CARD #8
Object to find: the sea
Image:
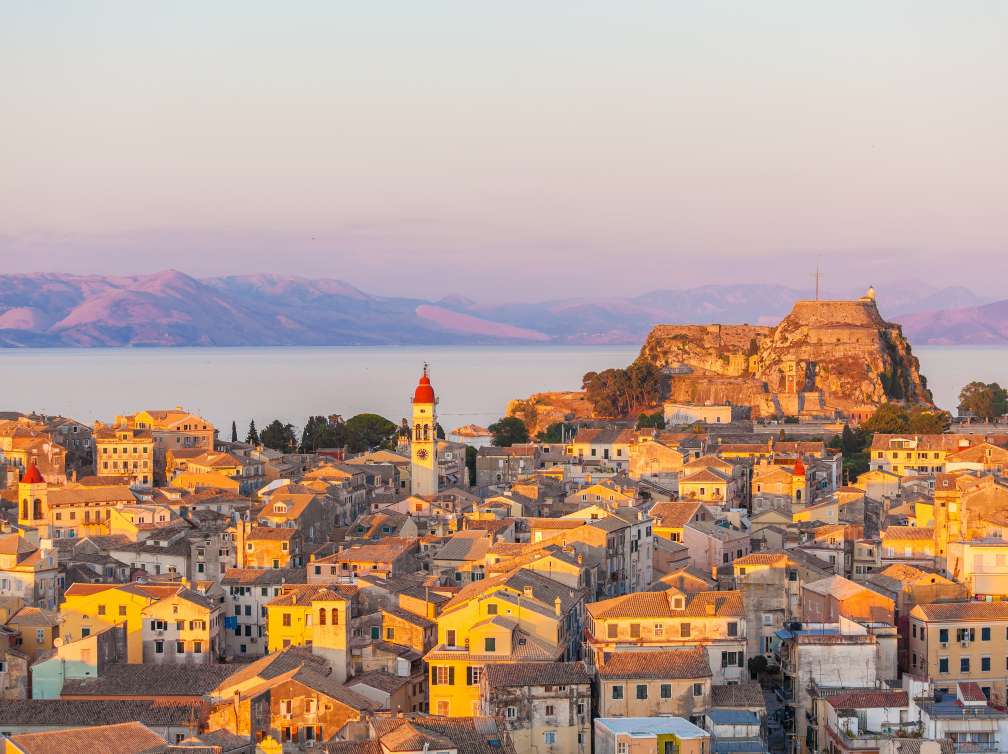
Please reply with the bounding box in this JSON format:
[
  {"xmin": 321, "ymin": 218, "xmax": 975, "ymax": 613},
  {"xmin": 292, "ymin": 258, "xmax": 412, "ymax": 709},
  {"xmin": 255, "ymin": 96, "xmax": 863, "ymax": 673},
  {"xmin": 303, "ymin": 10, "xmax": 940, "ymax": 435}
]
[{"xmin": 1, "ymin": 345, "xmax": 1006, "ymax": 440}]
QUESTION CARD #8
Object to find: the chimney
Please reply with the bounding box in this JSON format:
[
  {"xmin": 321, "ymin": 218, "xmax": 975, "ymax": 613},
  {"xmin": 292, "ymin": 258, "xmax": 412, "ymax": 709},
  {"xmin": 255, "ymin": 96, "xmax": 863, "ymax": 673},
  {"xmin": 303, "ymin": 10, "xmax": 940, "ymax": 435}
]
[
  {"xmin": 523, "ymin": 585, "xmax": 533, "ymax": 598},
  {"xmin": 554, "ymin": 596, "xmax": 562, "ymax": 616}
]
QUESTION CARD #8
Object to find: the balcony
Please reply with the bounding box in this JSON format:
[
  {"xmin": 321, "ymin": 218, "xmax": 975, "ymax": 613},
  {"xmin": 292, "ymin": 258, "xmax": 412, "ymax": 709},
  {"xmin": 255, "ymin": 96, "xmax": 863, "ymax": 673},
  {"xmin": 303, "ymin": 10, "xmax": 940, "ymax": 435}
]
[{"xmin": 951, "ymin": 742, "xmax": 998, "ymax": 753}]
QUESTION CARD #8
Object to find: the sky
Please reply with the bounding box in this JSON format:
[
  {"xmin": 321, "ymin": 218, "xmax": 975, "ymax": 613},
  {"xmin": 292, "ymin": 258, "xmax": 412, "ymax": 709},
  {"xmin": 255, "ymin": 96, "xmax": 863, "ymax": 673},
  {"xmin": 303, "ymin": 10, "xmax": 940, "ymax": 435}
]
[{"xmin": 1, "ymin": 1, "xmax": 1006, "ymax": 301}]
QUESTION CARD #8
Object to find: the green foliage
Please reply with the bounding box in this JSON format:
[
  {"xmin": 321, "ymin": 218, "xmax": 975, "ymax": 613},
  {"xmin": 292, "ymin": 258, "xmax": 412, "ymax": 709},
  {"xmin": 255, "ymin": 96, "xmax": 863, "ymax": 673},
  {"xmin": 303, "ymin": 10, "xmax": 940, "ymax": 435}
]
[
  {"xmin": 583, "ymin": 362, "xmax": 666, "ymax": 417},
  {"xmin": 489, "ymin": 416, "xmax": 530, "ymax": 447},
  {"xmin": 959, "ymin": 381, "xmax": 1008, "ymax": 421},
  {"xmin": 465, "ymin": 445, "xmax": 477, "ymax": 487},
  {"xmin": 245, "ymin": 419, "xmax": 259, "ymax": 445},
  {"xmin": 299, "ymin": 415, "xmax": 348, "ymax": 452},
  {"xmin": 345, "ymin": 413, "xmax": 398, "ymax": 453},
  {"xmin": 230, "ymin": 421, "xmax": 238, "ymax": 443},
  {"xmin": 747, "ymin": 654, "xmax": 769, "ymax": 680},
  {"xmin": 436, "ymin": 423, "xmax": 446, "ymax": 440},
  {"xmin": 537, "ymin": 422, "xmax": 576, "ymax": 443},
  {"xmin": 862, "ymin": 403, "xmax": 951, "ymax": 435},
  {"xmin": 907, "ymin": 407, "xmax": 951, "ymax": 434},
  {"xmin": 260, "ymin": 420, "xmax": 297, "ymax": 451},
  {"xmin": 636, "ymin": 411, "xmax": 666, "ymax": 429}
]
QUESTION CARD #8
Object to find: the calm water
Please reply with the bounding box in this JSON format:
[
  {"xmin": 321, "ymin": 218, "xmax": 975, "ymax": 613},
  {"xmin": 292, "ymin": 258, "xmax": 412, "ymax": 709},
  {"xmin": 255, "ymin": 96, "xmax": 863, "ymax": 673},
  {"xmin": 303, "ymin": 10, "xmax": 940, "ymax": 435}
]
[{"xmin": 1, "ymin": 345, "xmax": 1005, "ymax": 435}]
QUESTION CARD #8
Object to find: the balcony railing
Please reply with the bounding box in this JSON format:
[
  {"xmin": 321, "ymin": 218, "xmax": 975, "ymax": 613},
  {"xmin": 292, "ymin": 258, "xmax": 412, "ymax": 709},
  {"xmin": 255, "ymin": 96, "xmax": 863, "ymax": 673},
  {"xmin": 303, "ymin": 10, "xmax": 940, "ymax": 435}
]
[{"xmin": 952, "ymin": 742, "xmax": 998, "ymax": 752}]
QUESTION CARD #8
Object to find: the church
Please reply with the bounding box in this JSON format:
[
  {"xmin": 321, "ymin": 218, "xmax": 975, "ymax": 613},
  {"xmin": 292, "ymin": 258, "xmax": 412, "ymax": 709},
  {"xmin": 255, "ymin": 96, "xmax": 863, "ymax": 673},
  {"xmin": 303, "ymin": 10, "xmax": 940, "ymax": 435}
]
[{"xmin": 409, "ymin": 366, "xmax": 439, "ymax": 496}]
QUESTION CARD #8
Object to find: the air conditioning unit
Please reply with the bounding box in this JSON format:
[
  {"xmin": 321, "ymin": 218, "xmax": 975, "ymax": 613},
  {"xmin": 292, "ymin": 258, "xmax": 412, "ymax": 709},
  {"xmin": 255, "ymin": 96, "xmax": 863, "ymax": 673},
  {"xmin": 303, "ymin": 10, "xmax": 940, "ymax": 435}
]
[
  {"xmin": 960, "ymin": 641, "xmax": 970, "ymax": 648},
  {"xmin": 940, "ymin": 642, "xmax": 948, "ymax": 648}
]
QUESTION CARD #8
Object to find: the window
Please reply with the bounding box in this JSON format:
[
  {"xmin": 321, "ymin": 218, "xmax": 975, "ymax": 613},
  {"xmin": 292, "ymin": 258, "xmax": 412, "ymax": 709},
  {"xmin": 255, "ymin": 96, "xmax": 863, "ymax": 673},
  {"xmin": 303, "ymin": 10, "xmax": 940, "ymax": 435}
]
[
  {"xmin": 982, "ymin": 627, "xmax": 991, "ymax": 641},
  {"xmin": 433, "ymin": 666, "xmax": 454, "ymax": 685},
  {"xmin": 331, "ymin": 608, "xmax": 339, "ymax": 625},
  {"xmin": 728, "ymin": 622, "xmax": 738, "ymax": 636},
  {"xmin": 155, "ymin": 640, "xmax": 165, "ymax": 654},
  {"xmin": 319, "ymin": 608, "xmax": 326, "ymax": 626},
  {"xmin": 636, "ymin": 684, "xmax": 648, "ymax": 700},
  {"xmin": 193, "ymin": 641, "xmax": 202, "ymax": 653},
  {"xmin": 961, "ymin": 658, "xmax": 971, "ymax": 673},
  {"xmin": 939, "ymin": 628, "xmax": 949, "ymax": 643},
  {"xmin": 506, "ymin": 707, "xmax": 517, "ymax": 718},
  {"xmin": 693, "ymin": 683, "xmax": 703, "ymax": 697},
  {"xmin": 607, "ymin": 624, "xmax": 618, "ymax": 639},
  {"xmin": 446, "ymin": 630, "xmax": 456, "ymax": 646},
  {"xmin": 681, "ymin": 623, "xmax": 691, "ymax": 638},
  {"xmin": 487, "ymin": 603, "xmax": 498, "ymax": 615},
  {"xmin": 630, "ymin": 623, "xmax": 640, "ymax": 638},
  {"xmin": 437, "ymin": 701, "xmax": 450, "ymax": 716},
  {"xmin": 982, "ymin": 656, "xmax": 991, "ymax": 672},
  {"xmin": 654, "ymin": 623, "xmax": 664, "ymax": 637},
  {"xmin": 939, "ymin": 657, "xmax": 949, "ymax": 673},
  {"xmin": 119, "ymin": 605, "xmax": 127, "ymax": 617},
  {"xmin": 484, "ymin": 637, "xmax": 496, "ymax": 652},
  {"xmin": 466, "ymin": 666, "xmax": 482, "ymax": 686},
  {"xmin": 371, "ymin": 626, "xmax": 380, "ymax": 640},
  {"xmin": 97, "ymin": 604, "xmax": 106, "ymax": 616},
  {"xmin": 283, "ymin": 613, "xmax": 292, "ymax": 627},
  {"xmin": 386, "ymin": 627, "xmax": 394, "ymax": 640},
  {"xmin": 544, "ymin": 731, "xmax": 557, "ymax": 746},
  {"xmin": 618, "ymin": 744, "xmax": 628, "ymax": 754},
  {"xmin": 660, "ymin": 684, "xmax": 672, "ymax": 699},
  {"xmin": 612, "ymin": 684, "xmax": 624, "ymax": 700},
  {"xmin": 545, "ymin": 704, "xmax": 555, "ymax": 716},
  {"xmin": 176, "ymin": 641, "xmax": 185, "ymax": 654}
]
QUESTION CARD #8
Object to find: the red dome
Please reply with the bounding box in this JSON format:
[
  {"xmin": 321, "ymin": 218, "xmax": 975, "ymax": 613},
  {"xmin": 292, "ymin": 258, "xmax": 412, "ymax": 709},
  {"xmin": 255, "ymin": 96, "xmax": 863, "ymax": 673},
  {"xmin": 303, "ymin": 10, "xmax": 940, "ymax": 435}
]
[
  {"xmin": 21, "ymin": 463, "xmax": 44, "ymax": 485},
  {"xmin": 793, "ymin": 458, "xmax": 806, "ymax": 477},
  {"xmin": 413, "ymin": 367, "xmax": 436, "ymax": 404}
]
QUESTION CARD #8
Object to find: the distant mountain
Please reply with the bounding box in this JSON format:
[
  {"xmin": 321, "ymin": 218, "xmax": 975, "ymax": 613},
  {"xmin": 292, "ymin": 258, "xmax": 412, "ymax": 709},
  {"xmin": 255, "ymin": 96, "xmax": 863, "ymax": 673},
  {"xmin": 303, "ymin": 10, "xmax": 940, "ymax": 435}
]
[
  {"xmin": 902, "ymin": 299, "xmax": 1008, "ymax": 345},
  {"xmin": 0, "ymin": 271, "xmax": 994, "ymax": 347}
]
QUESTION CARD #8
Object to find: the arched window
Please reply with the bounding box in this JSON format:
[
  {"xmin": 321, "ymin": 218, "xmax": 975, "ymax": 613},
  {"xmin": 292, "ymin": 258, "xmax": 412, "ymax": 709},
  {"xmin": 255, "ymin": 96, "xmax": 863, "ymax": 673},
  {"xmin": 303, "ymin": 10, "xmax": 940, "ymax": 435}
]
[
  {"xmin": 795, "ymin": 490, "xmax": 802, "ymax": 502},
  {"xmin": 21, "ymin": 500, "xmax": 28, "ymax": 520},
  {"xmin": 33, "ymin": 499, "xmax": 42, "ymax": 519},
  {"xmin": 331, "ymin": 607, "xmax": 339, "ymax": 625},
  {"xmin": 415, "ymin": 424, "xmax": 422, "ymax": 441},
  {"xmin": 318, "ymin": 608, "xmax": 326, "ymax": 626}
]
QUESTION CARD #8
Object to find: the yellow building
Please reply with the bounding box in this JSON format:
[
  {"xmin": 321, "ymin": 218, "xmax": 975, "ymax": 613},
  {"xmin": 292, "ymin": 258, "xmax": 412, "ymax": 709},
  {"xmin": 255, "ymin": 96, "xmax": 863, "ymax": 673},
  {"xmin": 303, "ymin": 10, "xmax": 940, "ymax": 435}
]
[
  {"xmin": 93, "ymin": 424, "xmax": 155, "ymax": 488},
  {"xmin": 121, "ymin": 408, "xmax": 216, "ymax": 485},
  {"xmin": 869, "ymin": 434, "xmax": 976, "ymax": 477},
  {"xmin": 265, "ymin": 584, "xmax": 350, "ymax": 682},
  {"xmin": 649, "ymin": 502, "xmax": 705, "ymax": 543},
  {"xmin": 16, "ymin": 464, "xmax": 135, "ymax": 541},
  {"xmin": 678, "ymin": 469, "xmax": 731, "ymax": 504},
  {"xmin": 5, "ymin": 606, "xmax": 60, "ymax": 660},
  {"xmin": 947, "ymin": 539, "xmax": 1008, "ymax": 599},
  {"xmin": 564, "ymin": 481, "xmax": 636, "ymax": 508},
  {"xmin": 59, "ymin": 582, "xmax": 181, "ymax": 662},
  {"xmin": 426, "ymin": 568, "xmax": 582, "ymax": 717},
  {"xmin": 753, "ymin": 459, "xmax": 809, "ymax": 505},
  {"xmin": 141, "ymin": 587, "xmax": 223, "ymax": 664},
  {"xmin": 881, "ymin": 526, "xmax": 937, "ymax": 569}
]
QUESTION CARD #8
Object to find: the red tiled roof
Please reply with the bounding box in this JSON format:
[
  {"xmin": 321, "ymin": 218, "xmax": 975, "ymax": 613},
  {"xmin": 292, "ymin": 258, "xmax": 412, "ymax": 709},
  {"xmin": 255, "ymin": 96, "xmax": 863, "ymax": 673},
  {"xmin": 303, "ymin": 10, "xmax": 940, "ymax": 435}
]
[
  {"xmin": 587, "ymin": 590, "xmax": 743, "ymax": 619},
  {"xmin": 914, "ymin": 601, "xmax": 1008, "ymax": 622},
  {"xmin": 21, "ymin": 462, "xmax": 45, "ymax": 484},
  {"xmin": 825, "ymin": 689, "xmax": 909, "ymax": 709},
  {"xmin": 598, "ymin": 648, "xmax": 711, "ymax": 680}
]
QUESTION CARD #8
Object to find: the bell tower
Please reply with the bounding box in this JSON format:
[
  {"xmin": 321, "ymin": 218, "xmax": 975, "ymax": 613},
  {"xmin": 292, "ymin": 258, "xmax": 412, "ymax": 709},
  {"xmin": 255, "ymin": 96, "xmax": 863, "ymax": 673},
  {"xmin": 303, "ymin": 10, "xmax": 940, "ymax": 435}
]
[
  {"xmin": 410, "ymin": 365, "xmax": 439, "ymax": 496},
  {"xmin": 18, "ymin": 462, "xmax": 48, "ymax": 530}
]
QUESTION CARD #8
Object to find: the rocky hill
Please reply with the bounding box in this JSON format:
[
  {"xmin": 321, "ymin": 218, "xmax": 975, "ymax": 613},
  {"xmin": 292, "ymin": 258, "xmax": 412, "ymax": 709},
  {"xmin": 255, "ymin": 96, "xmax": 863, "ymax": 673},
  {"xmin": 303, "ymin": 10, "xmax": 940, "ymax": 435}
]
[{"xmin": 508, "ymin": 293, "xmax": 932, "ymax": 426}]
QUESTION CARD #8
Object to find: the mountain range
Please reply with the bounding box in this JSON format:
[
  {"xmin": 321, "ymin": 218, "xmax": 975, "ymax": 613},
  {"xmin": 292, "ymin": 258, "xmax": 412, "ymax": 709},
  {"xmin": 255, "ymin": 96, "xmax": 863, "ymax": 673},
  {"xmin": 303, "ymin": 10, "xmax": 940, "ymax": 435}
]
[{"xmin": 0, "ymin": 270, "xmax": 1002, "ymax": 347}]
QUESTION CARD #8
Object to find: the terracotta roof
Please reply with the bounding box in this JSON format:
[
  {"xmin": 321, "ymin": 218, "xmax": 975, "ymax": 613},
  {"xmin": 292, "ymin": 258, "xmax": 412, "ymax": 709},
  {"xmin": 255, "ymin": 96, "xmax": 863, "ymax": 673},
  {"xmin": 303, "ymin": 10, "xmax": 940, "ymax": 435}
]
[
  {"xmin": 370, "ymin": 715, "xmax": 517, "ymax": 754},
  {"xmin": 733, "ymin": 552, "xmax": 788, "ymax": 567},
  {"xmin": 649, "ymin": 502, "xmax": 702, "ymax": 529},
  {"xmin": 482, "ymin": 661, "xmax": 591, "ymax": 689},
  {"xmin": 413, "ymin": 368, "xmax": 436, "ymax": 404},
  {"xmin": 0, "ymin": 699, "xmax": 202, "ymax": 728},
  {"xmin": 598, "ymin": 648, "xmax": 711, "ymax": 680},
  {"xmin": 61, "ymin": 663, "xmax": 233, "ymax": 698},
  {"xmin": 587, "ymin": 590, "xmax": 743, "ymax": 619},
  {"xmin": 346, "ymin": 669, "xmax": 412, "ymax": 695},
  {"xmin": 882, "ymin": 526, "xmax": 935, "ymax": 541},
  {"xmin": 913, "ymin": 601, "xmax": 1008, "ymax": 622},
  {"xmin": 267, "ymin": 583, "xmax": 349, "ymax": 607},
  {"xmin": 214, "ymin": 646, "xmax": 327, "ymax": 692},
  {"xmin": 4, "ymin": 721, "xmax": 167, "ymax": 754},
  {"xmin": 711, "ymin": 682, "xmax": 766, "ymax": 708},
  {"xmin": 958, "ymin": 681, "xmax": 987, "ymax": 702},
  {"xmin": 825, "ymin": 689, "xmax": 909, "ymax": 709},
  {"xmin": 221, "ymin": 566, "xmax": 305, "ymax": 585}
]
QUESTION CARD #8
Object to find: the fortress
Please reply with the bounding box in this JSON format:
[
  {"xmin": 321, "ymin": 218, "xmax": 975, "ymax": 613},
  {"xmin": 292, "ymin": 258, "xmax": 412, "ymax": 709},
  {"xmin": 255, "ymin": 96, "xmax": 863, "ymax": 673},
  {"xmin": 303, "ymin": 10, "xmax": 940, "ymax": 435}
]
[
  {"xmin": 509, "ymin": 291, "xmax": 932, "ymax": 431},
  {"xmin": 636, "ymin": 291, "xmax": 931, "ymax": 420}
]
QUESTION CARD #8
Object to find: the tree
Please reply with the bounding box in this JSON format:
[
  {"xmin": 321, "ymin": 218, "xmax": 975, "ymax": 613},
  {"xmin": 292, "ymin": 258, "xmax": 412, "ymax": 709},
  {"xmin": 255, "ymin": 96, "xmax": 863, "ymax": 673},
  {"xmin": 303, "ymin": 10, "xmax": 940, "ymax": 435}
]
[
  {"xmin": 231, "ymin": 421, "xmax": 238, "ymax": 443},
  {"xmin": 300, "ymin": 415, "xmax": 348, "ymax": 452},
  {"xmin": 488, "ymin": 417, "xmax": 530, "ymax": 447},
  {"xmin": 537, "ymin": 422, "xmax": 576, "ymax": 443},
  {"xmin": 862, "ymin": 403, "xmax": 910, "ymax": 434},
  {"xmin": 907, "ymin": 407, "xmax": 951, "ymax": 434},
  {"xmin": 747, "ymin": 654, "xmax": 769, "ymax": 680},
  {"xmin": 345, "ymin": 413, "xmax": 398, "ymax": 453},
  {"xmin": 582, "ymin": 363, "xmax": 666, "ymax": 417},
  {"xmin": 959, "ymin": 381, "xmax": 1008, "ymax": 422},
  {"xmin": 436, "ymin": 423, "xmax": 446, "ymax": 440},
  {"xmin": 260, "ymin": 420, "xmax": 297, "ymax": 451},
  {"xmin": 245, "ymin": 419, "xmax": 259, "ymax": 445},
  {"xmin": 636, "ymin": 411, "xmax": 666, "ymax": 429},
  {"xmin": 465, "ymin": 445, "xmax": 477, "ymax": 487}
]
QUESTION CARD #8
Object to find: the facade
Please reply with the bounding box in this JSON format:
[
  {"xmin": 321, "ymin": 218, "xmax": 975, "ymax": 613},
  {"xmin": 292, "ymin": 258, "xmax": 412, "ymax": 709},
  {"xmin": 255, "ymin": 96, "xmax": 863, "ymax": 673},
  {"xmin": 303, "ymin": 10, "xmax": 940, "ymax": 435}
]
[
  {"xmin": 908, "ymin": 601, "xmax": 1008, "ymax": 707},
  {"xmin": 596, "ymin": 648, "xmax": 711, "ymax": 721},
  {"xmin": 594, "ymin": 717, "xmax": 710, "ymax": 754},
  {"xmin": 265, "ymin": 584, "xmax": 351, "ymax": 682},
  {"xmin": 140, "ymin": 588, "xmax": 222, "ymax": 664},
  {"xmin": 92, "ymin": 424, "xmax": 155, "ymax": 488},
  {"xmin": 481, "ymin": 661, "xmax": 592, "ymax": 754},
  {"xmin": 664, "ymin": 403, "xmax": 734, "ymax": 425}
]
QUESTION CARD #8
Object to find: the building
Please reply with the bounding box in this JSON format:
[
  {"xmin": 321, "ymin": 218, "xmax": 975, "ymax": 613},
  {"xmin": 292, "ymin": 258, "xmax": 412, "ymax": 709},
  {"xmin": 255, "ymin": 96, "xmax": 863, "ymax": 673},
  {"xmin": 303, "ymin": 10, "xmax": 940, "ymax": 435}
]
[
  {"xmin": 265, "ymin": 584, "xmax": 351, "ymax": 682},
  {"xmin": 946, "ymin": 538, "xmax": 1008, "ymax": 600},
  {"xmin": 585, "ymin": 590, "xmax": 747, "ymax": 685},
  {"xmin": 426, "ymin": 568, "xmax": 583, "ymax": 717},
  {"xmin": 221, "ymin": 567, "xmax": 302, "ymax": 659},
  {"xmin": 140, "ymin": 587, "xmax": 222, "ymax": 664},
  {"xmin": 869, "ymin": 435, "xmax": 976, "ymax": 477},
  {"xmin": 908, "ymin": 601, "xmax": 1008, "ymax": 706},
  {"xmin": 476, "ymin": 445, "xmax": 540, "ymax": 489},
  {"xmin": 92, "ymin": 424, "xmax": 155, "ymax": 488},
  {"xmin": 596, "ymin": 648, "xmax": 711, "ymax": 721},
  {"xmin": 593, "ymin": 717, "xmax": 710, "ymax": 754},
  {"xmin": 410, "ymin": 366, "xmax": 439, "ymax": 497},
  {"xmin": 801, "ymin": 575, "xmax": 895, "ymax": 625},
  {"xmin": 481, "ymin": 661, "xmax": 592, "ymax": 754},
  {"xmin": 664, "ymin": 403, "xmax": 734, "ymax": 425},
  {"xmin": 683, "ymin": 520, "xmax": 751, "ymax": 575},
  {"xmin": 116, "ymin": 408, "xmax": 216, "ymax": 485},
  {"xmin": 0, "ymin": 534, "xmax": 60, "ymax": 610}
]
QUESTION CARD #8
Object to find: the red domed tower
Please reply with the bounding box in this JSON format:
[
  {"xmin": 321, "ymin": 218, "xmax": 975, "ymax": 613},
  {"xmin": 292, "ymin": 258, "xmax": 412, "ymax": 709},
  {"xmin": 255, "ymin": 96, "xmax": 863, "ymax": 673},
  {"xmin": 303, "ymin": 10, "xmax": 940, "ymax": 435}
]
[
  {"xmin": 18, "ymin": 462, "xmax": 47, "ymax": 527},
  {"xmin": 410, "ymin": 365, "xmax": 439, "ymax": 496}
]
